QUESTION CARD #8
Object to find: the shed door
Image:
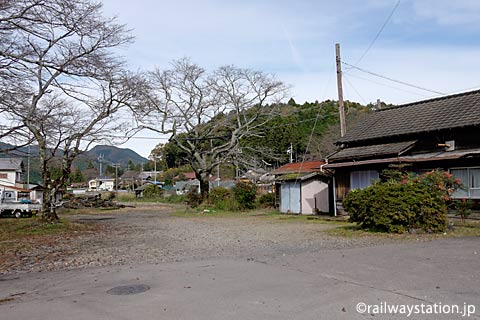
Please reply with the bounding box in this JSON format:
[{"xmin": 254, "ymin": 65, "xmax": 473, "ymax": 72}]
[{"xmin": 281, "ymin": 182, "xmax": 301, "ymax": 214}]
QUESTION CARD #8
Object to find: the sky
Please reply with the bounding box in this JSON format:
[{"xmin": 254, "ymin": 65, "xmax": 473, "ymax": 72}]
[{"xmin": 99, "ymin": 0, "xmax": 480, "ymax": 158}]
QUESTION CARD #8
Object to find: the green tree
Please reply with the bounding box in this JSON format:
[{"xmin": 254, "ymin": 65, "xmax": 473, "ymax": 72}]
[
  {"xmin": 70, "ymin": 167, "xmax": 84, "ymax": 183},
  {"xmin": 143, "ymin": 184, "xmax": 163, "ymax": 198},
  {"xmin": 86, "ymin": 160, "xmax": 95, "ymax": 170}
]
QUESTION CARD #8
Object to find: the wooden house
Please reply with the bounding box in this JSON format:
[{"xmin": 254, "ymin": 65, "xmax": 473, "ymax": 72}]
[{"xmin": 325, "ymin": 90, "xmax": 480, "ymax": 203}]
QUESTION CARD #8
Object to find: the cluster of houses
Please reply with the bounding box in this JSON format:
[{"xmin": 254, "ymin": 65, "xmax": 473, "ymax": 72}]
[{"xmin": 2, "ymin": 89, "xmax": 480, "ymax": 214}]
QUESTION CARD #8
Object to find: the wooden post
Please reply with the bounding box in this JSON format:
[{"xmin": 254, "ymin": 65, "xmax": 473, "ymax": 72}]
[{"xmin": 335, "ymin": 43, "xmax": 347, "ymax": 137}]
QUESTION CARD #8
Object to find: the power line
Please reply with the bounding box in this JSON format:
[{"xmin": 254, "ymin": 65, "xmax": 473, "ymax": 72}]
[
  {"xmin": 292, "ymin": 63, "xmax": 336, "ymax": 184},
  {"xmin": 343, "ymin": 76, "xmax": 368, "ymax": 104},
  {"xmin": 111, "ymin": 135, "xmax": 170, "ymax": 140},
  {"xmin": 353, "ymin": 0, "xmax": 401, "ymax": 66},
  {"xmin": 342, "ymin": 61, "xmax": 445, "ymax": 95},
  {"xmin": 345, "ymin": 73, "xmax": 430, "ymax": 98}
]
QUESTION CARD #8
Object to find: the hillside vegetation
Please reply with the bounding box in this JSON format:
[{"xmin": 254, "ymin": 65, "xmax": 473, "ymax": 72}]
[{"xmin": 158, "ymin": 99, "xmax": 372, "ymax": 170}]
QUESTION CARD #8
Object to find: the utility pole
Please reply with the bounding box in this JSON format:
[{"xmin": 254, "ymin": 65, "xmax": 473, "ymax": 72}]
[
  {"xmin": 335, "ymin": 43, "xmax": 347, "ymax": 137},
  {"xmin": 112, "ymin": 163, "xmax": 120, "ymax": 197},
  {"xmin": 217, "ymin": 163, "xmax": 220, "ymax": 187},
  {"xmin": 154, "ymin": 159, "xmax": 157, "ymax": 184},
  {"xmin": 288, "ymin": 143, "xmax": 293, "ymax": 163},
  {"xmin": 27, "ymin": 135, "xmax": 30, "ymax": 188}
]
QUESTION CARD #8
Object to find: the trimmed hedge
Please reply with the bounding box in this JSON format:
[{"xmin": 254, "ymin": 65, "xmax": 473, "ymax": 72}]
[{"xmin": 343, "ymin": 170, "xmax": 461, "ymax": 233}]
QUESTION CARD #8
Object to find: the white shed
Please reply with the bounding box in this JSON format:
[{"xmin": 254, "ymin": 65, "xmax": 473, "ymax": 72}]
[{"xmin": 279, "ymin": 173, "xmax": 330, "ymax": 214}]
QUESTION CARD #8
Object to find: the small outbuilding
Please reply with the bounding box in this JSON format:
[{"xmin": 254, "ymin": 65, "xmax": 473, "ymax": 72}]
[{"xmin": 274, "ymin": 161, "xmax": 330, "ymax": 215}]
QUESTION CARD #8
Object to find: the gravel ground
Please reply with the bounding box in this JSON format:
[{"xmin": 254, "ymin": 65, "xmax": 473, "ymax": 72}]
[{"xmin": 1, "ymin": 204, "xmax": 398, "ymax": 275}]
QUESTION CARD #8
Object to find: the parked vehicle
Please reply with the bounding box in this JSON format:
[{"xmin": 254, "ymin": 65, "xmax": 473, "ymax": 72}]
[{"xmin": 0, "ymin": 190, "xmax": 41, "ymax": 218}]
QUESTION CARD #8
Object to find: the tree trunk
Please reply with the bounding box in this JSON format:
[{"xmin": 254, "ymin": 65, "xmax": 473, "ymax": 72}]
[
  {"xmin": 42, "ymin": 187, "xmax": 59, "ymax": 222},
  {"xmin": 41, "ymin": 170, "xmax": 59, "ymax": 223},
  {"xmin": 194, "ymin": 171, "xmax": 210, "ymax": 201},
  {"xmin": 199, "ymin": 178, "xmax": 210, "ymax": 201}
]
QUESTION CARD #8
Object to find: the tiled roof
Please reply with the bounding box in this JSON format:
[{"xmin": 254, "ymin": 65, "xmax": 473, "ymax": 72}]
[
  {"xmin": 327, "ymin": 141, "xmax": 416, "ymax": 162},
  {"xmin": 273, "ymin": 160, "xmax": 325, "ymax": 175},
  {"xmin": 0, "ymin": 158, "xmax": 23, "ymax": 171},
  {"xmin": 338, "ymin": 89, "xmax": 480, "ymax": 144}
]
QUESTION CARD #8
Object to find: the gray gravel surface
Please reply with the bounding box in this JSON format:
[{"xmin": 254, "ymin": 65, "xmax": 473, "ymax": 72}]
[{"xmin": 2, "ymin": 204, "xmax": 398, "ymax": 275}]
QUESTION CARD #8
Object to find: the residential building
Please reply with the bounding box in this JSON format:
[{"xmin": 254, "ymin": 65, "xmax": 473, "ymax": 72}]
[{"xmin": 325, "ymin": 90, "xmax": 480, "ymax": 203}]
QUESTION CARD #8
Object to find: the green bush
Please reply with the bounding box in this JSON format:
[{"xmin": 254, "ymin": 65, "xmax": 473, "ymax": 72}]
[
  {"xmin": 343, "ymin": 170, "xmax": 461, "ymax": 233},
  {"xmin": 233, "ymin": 181, "xmax": 257, "ymax": 210},
  {"xmin": 208, "ymin": 187, "xmax": 231, "ymax": 205},
  {"xmin": 454, "ymin": 198, "xmax": 473, "ymax": 222},
  {"xmin": 143, "ymin": 184, "xmax": 163, "ymax": 198},
  {"xmin": 257, "ymin": 192, "xmax": 276, "ymax": 208},
  {"xmin": 186, "ymin": 187, "xmax": 202, "ymax": 208},
  {"xmin": 208, "ymin": 187, "xmax": 238, "ymax": 210}
]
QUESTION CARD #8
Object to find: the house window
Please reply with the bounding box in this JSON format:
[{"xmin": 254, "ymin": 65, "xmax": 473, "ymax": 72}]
[
  {"xmin": 451, "ymin": 168, "xmax": 480, "ymax": 199},
  {"xmin": 350, "ymin": 170, "xmax": 379, "ymax": 190},
  {"xmin": 0, "ymin": 173, "xmax": 7, "ymax": 179}
]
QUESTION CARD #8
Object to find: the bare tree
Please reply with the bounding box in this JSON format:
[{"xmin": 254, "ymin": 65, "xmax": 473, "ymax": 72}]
[
  {"xmin": 0, "ymin": 0, "xmax": 140, "ymax": 221},
  {"xmin": 139, "ymin": 59, "xmax": 289, "ymax": 199}
]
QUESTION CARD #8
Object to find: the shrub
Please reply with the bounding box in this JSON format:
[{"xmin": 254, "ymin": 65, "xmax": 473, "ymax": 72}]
[
  {"xmin": 343, "ymin": 170, "xmax": 462, "ymax": 233},
  {"xmin": 143, "ymin": 184, "xmax": 163, "ymax": 198},
  {"xmin": 208, "ymin": 187, "xmax": 231, "ymax": 205},
  {"xmin": 454, "ymin": 198, "xmax": 473, "ymax": 223},
  {"xmin": 186, "ymin": 187, "xmax": 202, "ymax": 208},
  {"xmin": 257, "ymin": 192, "xmax": 276, "ymax": 208},
  {"xmin": 233, "ymin": 181, "xmax": 257, "ymax": 210},
  {"xmin": 208, "ymin": 187, "xmax": 238, "ymax": 210}
]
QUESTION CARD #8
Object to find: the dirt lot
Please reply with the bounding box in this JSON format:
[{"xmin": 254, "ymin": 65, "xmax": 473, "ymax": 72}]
[{"xmin": 0, "ymin": 204, "xmax": 407, "ymax": 275}]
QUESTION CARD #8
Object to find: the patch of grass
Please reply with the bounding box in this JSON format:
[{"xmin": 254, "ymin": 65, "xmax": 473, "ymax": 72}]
[
  {"xmin": 449, "ymin": 221, "xmax": 480, "ymax": 237},
  {"xmin": 272, "ymin": 214, "xmax": 350, "ymax": 225},
  {"xmin": 116, "ymin": 192, "xmax": 186, "ymax": 204},
  {"xmin": 325, "ymin": 220, "xmax": 480, "ymax": 239},
  {"xmin": 324, "ymin": 225, "xmax": 382, "ymax": 238},
  {"xmin": 172, "ymin": 207, "xmax": 281, "ymax": 218},
  {"xmin": 0, "ymin": 216, "xmax": 99, "ymax": 243},
  {"xmin": 172, "ymin": 208, "xmax": 350, "ymax": 226}
]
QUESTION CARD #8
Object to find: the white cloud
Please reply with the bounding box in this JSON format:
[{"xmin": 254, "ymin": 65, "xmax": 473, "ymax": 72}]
[{"xmin": 412, "ymin": 0, "xmax": 480, "ymax": 26}]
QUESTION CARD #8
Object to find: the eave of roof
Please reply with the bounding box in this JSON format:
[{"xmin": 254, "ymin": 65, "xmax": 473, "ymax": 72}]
[
  {"xmin": 273, "ymin": 160, "xmax": 325, "ymax": 175},
  {"xmin": 324, "ymin": 148, "xmax": 480, "ymax": 169},
  {"xmin": 276, "ymin": 172, "xmax": 326, "ymax": 182},
  {"xmin": 327, "ymin": 141, "xmax": 416, "ymax": 162},
  {"xmin": 0, "ymin": 184, "xmax": 30, "ymax": 192}
]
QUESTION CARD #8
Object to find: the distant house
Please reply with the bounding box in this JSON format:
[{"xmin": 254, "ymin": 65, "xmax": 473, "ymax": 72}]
[
  {"xmin": 0, "ymin": 158, "xmax": 44, "ymax": 203},
  {"xmin": 325, "ymin": 90, "xmax": 480, "ymax": 205},
  {"xmin": 119, "ymin": 170, "xmax": 140, "ymax": 189},
  {"xmin": 174, "ymin": 172, "xmax": 197, "ymax": 181},
  {"xmin": 0, "ymin": 158, "xmax": 23, "ymax": 187},
  {"xmin": 175, "ymin": 179, "xmax": 200, "ymax": 195},
  {"xmin": 88, "ymin": 177, "xmax": 115, "ymax": 191},
  {"xmin": 273, "ymin": 160, "xmax": 330, "ymax": 214}
]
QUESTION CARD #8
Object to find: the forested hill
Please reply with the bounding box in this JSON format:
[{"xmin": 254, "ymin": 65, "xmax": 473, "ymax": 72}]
[
  {"xmin": 240, "ymin": 99, "xmax": 371, "ymax": 166},
  {"xmin": 0, "ymin": 143, "xmax": 147, "ymax": 184},
  {"xmin": 82, "ymin": 145, "xmax": 148, "ymax": 167},
  {"xmin": 158, "ymin": 99, "xmax": 374, "ymax": 169}
]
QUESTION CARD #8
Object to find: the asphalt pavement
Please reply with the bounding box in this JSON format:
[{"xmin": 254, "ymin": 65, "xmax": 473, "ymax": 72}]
[{"xmin": 1, "ymin": 237, "xmax": 478, "ymax": 320}]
